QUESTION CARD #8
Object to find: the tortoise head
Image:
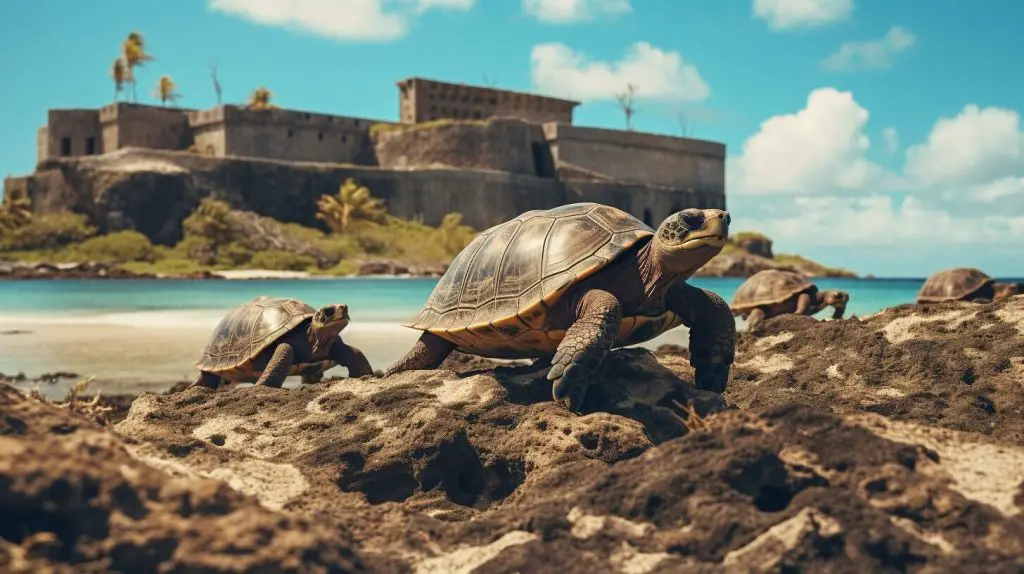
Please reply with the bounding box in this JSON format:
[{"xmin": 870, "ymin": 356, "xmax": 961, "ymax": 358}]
[
  {"xmin": 653, "ymin": 208, "xmax": 730, "ymax": 275},
  {"xmin": 822, "ymin": 290, "xmax": 849, "ymax": 307},
  {"xmin": 311, "ymin": 303, "xmax": 350, "ymax": 335}
]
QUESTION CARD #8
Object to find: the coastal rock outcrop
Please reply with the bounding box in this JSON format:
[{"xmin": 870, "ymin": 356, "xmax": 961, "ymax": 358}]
[{"xmin": 5, "ymin": 297, "xmax": 1024, "ymax": 571}]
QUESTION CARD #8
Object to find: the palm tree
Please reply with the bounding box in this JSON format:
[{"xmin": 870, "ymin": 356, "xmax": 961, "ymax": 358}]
[
  {"xmin": 111, "ymin": 58, "xmax": 128, "ymax": 102},
  {"xmin": 246, "ymin": 87, "xmax": 278, "ymax": 110},
  {"xmin": 316, "ymin": 179, "xmax": 386, "ymax": 234},
  {"xmin": 154, "ymin": 75, "xmax": 182, "ymax": 106},
  {"xmin": 122, "ymin": 31, "xmax": 154, "ymax": 102}
]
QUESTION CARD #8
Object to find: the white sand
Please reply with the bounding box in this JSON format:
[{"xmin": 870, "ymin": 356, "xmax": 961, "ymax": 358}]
[
  {"xmin": 0, "ymin": 311, "xmax": 693, "ymax": 397},
  {"xmin": 213, "ymin": 269, "xmax": 312, "ymax": 279}
]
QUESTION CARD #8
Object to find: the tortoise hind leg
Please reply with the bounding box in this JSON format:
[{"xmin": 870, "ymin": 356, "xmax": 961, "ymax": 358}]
[
  {"xmin": 384, "ymin": 331, "xmax": 455, "ymax": 376},
  {"xmin": 189, "ymin": 371, "xmax": 223, "ymax": 390},
  {"xmin": 547, "ymin": 289, "xmax": 622, "ymax": 413},
  {"xmin": 255, "ymin": 343, "xmax": 295, "ymax": 389}
]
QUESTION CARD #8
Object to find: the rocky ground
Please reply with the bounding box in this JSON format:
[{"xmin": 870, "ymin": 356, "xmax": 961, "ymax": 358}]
[{"xmin": 2, "ymin": 297, "xmax": 1023, "ymax": 572}]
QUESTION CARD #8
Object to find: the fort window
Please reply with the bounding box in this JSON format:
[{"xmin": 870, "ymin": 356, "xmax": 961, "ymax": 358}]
[
  {"xmin": 304, "ymin": 113, "xmax": 311, "ymax": 120},
  {"xmin": 430, "ymin": 105, "xmax": 437, "ymax": 112},
  {"xmin": 341, "ymin": 135, "xmax": 348, "ymax": 143},
  {"xmin": 354, "ymin": 120, "xmax": 360, "ymax": 127},
  {"xmin": 473, "ymin": 111, "xmax": 481, "ymax": 119},
  {"xmin": 642, "ymin": 208, "xmax": 653, "ymax": 227},
  {"xmin": 60, "ymin": 137, "xmax": 71, "ymax": 156},
  {"xmin": 85, "ymin": 136, "xmax": 96, "ymax": 155},
  {"xmin": 489, "ymin": 97, "xmax": 497, "ymax": 105},
  {"xmin": 287, "ymin": 129, "xmax": 294, "ymax": 138},
  {"xmin": 317, "ymin": 132, "xmax": 324, "ymax": 141}
]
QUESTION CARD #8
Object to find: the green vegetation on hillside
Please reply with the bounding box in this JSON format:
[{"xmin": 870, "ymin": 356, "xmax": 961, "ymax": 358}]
[{"xmin": 0, "ymin": 178, "xmax": 476, "ymax": 276}]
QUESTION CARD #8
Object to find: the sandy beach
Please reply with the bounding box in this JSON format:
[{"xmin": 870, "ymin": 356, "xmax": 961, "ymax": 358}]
[{"xmin": 0, "ymin": 310, "xmax": 693, "ymax": 396}]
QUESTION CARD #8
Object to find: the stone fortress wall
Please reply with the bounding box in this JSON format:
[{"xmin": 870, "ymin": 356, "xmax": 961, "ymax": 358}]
[{"xmin": 10, "ymin": 76, "xmax": 727, "ymax": 236}]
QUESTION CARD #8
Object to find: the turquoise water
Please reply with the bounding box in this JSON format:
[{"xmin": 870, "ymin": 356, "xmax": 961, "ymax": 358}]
[
  {"xmin": 0, "ymin": 276, "xmax": 931, "ymax": 319},
  {"xmin": 0, "ymin": 276, "xmax": 972, "ymax": 394}
]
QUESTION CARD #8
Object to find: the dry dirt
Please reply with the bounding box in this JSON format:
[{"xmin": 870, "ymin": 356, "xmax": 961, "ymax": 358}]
[{"xmin": 1, "ymin": 297, "xmax": 1023, "ymax": 573}]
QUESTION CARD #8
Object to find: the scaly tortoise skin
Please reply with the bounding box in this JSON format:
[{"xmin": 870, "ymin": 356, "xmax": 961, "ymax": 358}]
[
  {"xmin": 386, "ymin": 202, "xmax": 737, "ymax": 412},
  {"xmin": 190, "ymin": 296, "xmax": 373, "ymax": 390},
  {"xmin": 916, "ymin": 267, "xmax": 997, "ymax": 304},
  {"xmin": 730, "ymin": 269, "xmax": 849, "ymax": 332}
]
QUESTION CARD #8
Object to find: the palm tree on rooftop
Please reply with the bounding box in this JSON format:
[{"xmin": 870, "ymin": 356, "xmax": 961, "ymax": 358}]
[
  {"xmin": 111, "ymin": 58, "xmax": 128, "ymax": 102},
  {"xmin": 154, "ymin": 75, "xmax": 182, "ymax": 106},
  {"xmin": 246, "ymin": 87, "xmax": 278, "ymax": 110},
  {"xmin": 122, "ymin": 31, "xmax": 154, "ymax": 102}
]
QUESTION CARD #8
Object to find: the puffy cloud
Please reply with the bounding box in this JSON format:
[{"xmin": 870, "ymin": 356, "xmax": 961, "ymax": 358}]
[
  {"xmin": 522, "ymin": 0, "xmax": 631, "ymax": 23},
  {"xmin": 821, "ymin": 26, "xmax": 916, "ymax": 72},
  {"xmin": 728, "ymin": 88, "xmax": 899, "ymax": 195},
  {"xmin": 904, "ymin": 104, "xmax": 1024, "ymax": 187},
  {"xmin": 530, "ymin": 42, "xmax": 709, "ymax": 102},
  {"xmin": 752, "ymin": 0, "xmax": 852, "ymax": 31},
  {"xmin": 882, "ymin": 127, "xmax": 899, "ymax": 154},
  {"xmin": 737, "ymin": 194, "xmax": 1024, "ymax": 248},
  {"xmin": 206, "ymin": 0, "xmax": 473, "ymax": 42}
]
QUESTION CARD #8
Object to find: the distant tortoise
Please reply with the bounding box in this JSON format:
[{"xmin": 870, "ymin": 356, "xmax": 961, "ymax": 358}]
[
  {"xmin": 730, "ymin": 269, "xmax": 849, "ymax": 332},
  {"xmin": 189, "ymin": 296, "xmax": 373, "ymax": 390},
  {"xmin": 916, "ymin": 267, "xmax": 1019, "ymax": 304},
  {"xmin": 384, "ymin": 202, "xmax": 737, "ymax": 412}
]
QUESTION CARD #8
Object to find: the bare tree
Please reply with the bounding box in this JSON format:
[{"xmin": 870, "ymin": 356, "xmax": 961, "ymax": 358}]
[
  {"xmin": 676, "ymin": 111, "xmax": 695, "ymax": 137},
  {"xmin": 615, "ymin": 83, "xmax": 638, "ymax": 130},
  {"xmin": 209, "ymin": 61, "xmax": 223, "ymax": 105},
  {"xmin": 481, "ymin": 73, "xmax": 499, "ymax": 87}
]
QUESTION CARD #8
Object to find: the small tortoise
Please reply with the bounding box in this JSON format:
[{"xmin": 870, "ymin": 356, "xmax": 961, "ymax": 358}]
[
  {"xmin": 917, "ymin": 267, "xmax": 1019, "ymax": 304},
  {"xmin": 385, "ymin": 202, "xmax": 736, "ymax": 411},
  {"xmin": 730, "ymin": 269, "xmax": 849, "ymax": 332},
  {"xmin": 189, "ymin": 296, "xmax": 373, "ymax": 390}
]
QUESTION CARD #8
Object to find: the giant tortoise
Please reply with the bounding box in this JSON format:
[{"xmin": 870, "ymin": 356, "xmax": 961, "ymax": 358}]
[
  {"xmin": 730, "ymin": 269, "xmax": 849, "ymax": 331},
  {"xmin": 384, "ymin": 202, "xmax": 736, "ymax": 412},
  {"xmin": 189, "ymin": 296, "xmax": 373, "ymax": 390},
  {"xmin": 916, "ymin": 267, "xmax": 1020, "ymax": 304}
]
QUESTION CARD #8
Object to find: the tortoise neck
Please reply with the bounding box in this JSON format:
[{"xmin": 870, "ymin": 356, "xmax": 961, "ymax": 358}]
[
  {"xmin": 637, "ymin": 239, "xmax": 679, "ymax": 300},
  {"xmin": 307, "ymin": 322, "xmax": 343, "ymax": 356}
]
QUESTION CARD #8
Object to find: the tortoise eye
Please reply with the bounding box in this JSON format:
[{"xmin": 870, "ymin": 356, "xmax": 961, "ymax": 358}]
[{"xmin": 321, "ymin": 307, "xmax": 335, "ymax": 319}]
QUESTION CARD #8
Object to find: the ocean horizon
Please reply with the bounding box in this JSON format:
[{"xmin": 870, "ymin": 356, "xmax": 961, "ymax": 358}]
[{"xmin": 0, "ymin": 276, "xmax": 1014, "ymax": 397}]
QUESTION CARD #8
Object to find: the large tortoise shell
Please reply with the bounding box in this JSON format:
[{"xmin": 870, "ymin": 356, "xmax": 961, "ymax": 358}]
[
  {"xmin": 197, "ymin": 296, "xmax": 314, "ymax": 373},
  {"xmin": 917, "ymin": 267, "xmax": 993, "ymax": 303},
  {"xmin": 731, "ymin": 269, "xmax": 813, "ymax": 311},
  {"xmin": 404, "ymin": 203, "xmax": 654, "ymax": 354}
]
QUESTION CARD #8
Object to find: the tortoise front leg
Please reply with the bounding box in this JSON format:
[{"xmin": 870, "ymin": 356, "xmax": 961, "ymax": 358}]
[
  {"xmin": 329, "ymin": 338, "xmax": 375, "ymax": 378},
  {"xmin": 189, "ymin": 371, "xmax": 223, "ymax": 390},
  {"xmin": 548, "ymin": 289, "xmax": 622, "ymax": 412},
  {"xmin": 745, "ymin": 308, "xmax": 767, "ymax": 332},
  {"xmin": 384, "ymin": 331, "xmax": 455, "ymax": 376},
  {"xmin": 667, "ymin": 283, "xmax": 735, "ymax": 394},
  {"xmin": 255, "ymin": 343, "xmax": 295, "ymax": 388},
  {"xmin": 794, "ymin": 292, "xmax": 817, "ymax": 316}
]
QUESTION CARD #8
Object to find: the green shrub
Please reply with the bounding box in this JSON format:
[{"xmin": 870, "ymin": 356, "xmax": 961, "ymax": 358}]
[
  {"xmin": 215, "ymin": 242, "xmax": 254, "ymax": 267},
  {"xmin": 248, "ymin": 249, "xmax": 317, "ymax": 271},
  {"xmin": 121, "ymin": 258, "xmax": 211, "ymax": 277},
  {"xmin": 0, "ymin": 212, "xmax": 96, "ymax": 251},
  {"xmin": 62, "ymin": 230, "xmax": 160, "ymax": 263}
]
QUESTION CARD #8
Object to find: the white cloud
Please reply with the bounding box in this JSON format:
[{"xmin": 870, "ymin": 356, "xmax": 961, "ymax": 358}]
[
  {"xmin": 530, "ymin": 42, "xmax": 709, "ymax": 102},
  {"xmin": 882, "ymin": 127, "xmax": 899, "ymax": 154},
  {"xmin": 207, "ymin": 0, "xmax": 473, "ymax": 42},
  {"xmin": 821, "ymin": 26, "xmax": 917, "ymax": 72},
  {"xmin": 728, "ymin": 88, "xmax": 899, "ymax": 195},
  {"xmin": 742, "ymin": 194, "xmax": 1024, "ymax": 247},
  {"xmin": 523, "ymin": 0, "xmax": 631, "ymax": 23},
  {"xmin": 904, "ymin": 104, "xmax": 1024, "ymax": 188},
  {"xmin": 752, "ymin": 0, "xmax": 852, "ymax": 31}
]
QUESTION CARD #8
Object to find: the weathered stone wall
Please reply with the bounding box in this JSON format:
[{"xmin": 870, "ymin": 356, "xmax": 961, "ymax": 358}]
[
  {"xmin": 544, "ymin": 124, "xmax": 726, "ymax": 193},
  {"xmin": 372, "ymin": 118, "xmax": 551, "ymax": 175},
  {"xmin": 39, "ymin": 110, "xmax": 102, "ymax": 163},
  {"xmin": 189, "ymin": 105, "xmax": 388, "ymax": 165},
  {"xmin": 98, "ymin": 103, "xmax": 194, "ymax": 152},
  {"xmin": 19, "ymin": 149, "xmax": 723, "ymax": 244},
  {"xmin": 398, "ymin": 77, "xmax": 579, "ymax": 125}
]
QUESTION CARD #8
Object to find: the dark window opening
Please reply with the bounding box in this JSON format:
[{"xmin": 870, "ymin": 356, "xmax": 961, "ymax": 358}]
[
  {"xmin": 473, "ymin": 111, "xmax": 482, "ymax": 119},
  {"xmin": 341, "ymin": 135, "xmax": 348, "ymax": 143},
  {"xmin": 489, "ymin": 97, "xmax": 497, "ymax": 105},
  {"xmin": 60, "ymin": 137, "xmax": 72, "ymax": 156},
  {"xmin": 317, "ymin": 132, "xmax": 324, "ymax": 141},
  {"xmin": 304, "ymin": 113, "xmax": 311, "ymax": 120},
  {"xmin": 354, "ymin": 120, "xmax": 360, "ymax": 127},
  {"xmin": 642, "ymin": 208, "xmax": 653, "ymax": 227},
  {"xmin": 85, "ymin": 137, "xmax": 96, "ymax": 155},
  {"xmin": 287, "ymin": 129, "xmax": 294, "ymax": 138}
]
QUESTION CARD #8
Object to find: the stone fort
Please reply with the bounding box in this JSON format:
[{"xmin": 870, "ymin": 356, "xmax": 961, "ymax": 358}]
[{"xmin": 10, "ymin": 77, "xmax": 726, "ymax": 239}]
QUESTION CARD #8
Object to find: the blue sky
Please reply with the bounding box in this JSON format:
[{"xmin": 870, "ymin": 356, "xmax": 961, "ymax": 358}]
[{"xmin": 2, "ymin": 0, "xmax": 1022, "ymax": 277}]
